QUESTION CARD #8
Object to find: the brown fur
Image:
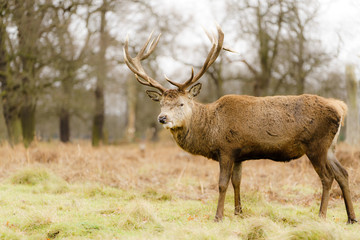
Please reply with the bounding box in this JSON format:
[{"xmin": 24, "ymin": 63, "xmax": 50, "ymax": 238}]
[
  {"xmin": 166, "ymin": 92, "xmax": 356, "ymax": 223},
  {"xmin": 163, "ymin": 89, "xmax": 181, "ymax": 99}
]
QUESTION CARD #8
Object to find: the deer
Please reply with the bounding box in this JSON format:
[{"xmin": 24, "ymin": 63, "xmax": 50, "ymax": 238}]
[{"xmin": 123, "ymin": 25, "xmax": 357, "ymax": 224}]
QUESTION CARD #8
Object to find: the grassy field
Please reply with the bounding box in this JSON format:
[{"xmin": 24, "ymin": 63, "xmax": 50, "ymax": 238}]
[{"xmin": 0, "ymin": 140, "xmax": 360, "ymax": 239}]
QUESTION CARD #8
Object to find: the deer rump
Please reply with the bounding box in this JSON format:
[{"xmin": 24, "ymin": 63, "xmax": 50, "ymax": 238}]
[{"xmin": 199, "ymin": 94, "xmax": 344, "ymax": 163}]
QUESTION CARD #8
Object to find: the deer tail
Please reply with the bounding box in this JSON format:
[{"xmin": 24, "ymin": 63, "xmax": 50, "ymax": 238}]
[{"xmin": 329, "ymin": 99, "xmax": 348, "ymax": 126}]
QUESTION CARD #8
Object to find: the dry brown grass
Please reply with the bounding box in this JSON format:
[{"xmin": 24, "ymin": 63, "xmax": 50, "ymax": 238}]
[{"xmin": 0, "ymin": 140, "xmax": 360, "ymax": 206}]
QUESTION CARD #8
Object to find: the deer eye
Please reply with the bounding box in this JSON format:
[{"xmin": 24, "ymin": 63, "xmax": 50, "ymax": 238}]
[{"xmin": 180, "ymin": 103, "xmax": 184, "ymax": 107}]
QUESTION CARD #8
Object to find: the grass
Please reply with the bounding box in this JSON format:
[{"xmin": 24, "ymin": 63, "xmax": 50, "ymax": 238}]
[{"xmin": 0, "ymin": 141, "xmax": 360, "ymax": 239}]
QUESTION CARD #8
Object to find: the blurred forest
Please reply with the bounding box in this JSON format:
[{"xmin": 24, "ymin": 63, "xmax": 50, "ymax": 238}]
[{"xmin": 0, "ymin": 0, "xmax": 359, "ymax": 147}]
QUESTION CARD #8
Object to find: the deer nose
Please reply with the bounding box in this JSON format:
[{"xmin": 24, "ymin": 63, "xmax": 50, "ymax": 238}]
[{"xmin": 158, "ymin": 115, "xmax": 167, "ymax": 124}]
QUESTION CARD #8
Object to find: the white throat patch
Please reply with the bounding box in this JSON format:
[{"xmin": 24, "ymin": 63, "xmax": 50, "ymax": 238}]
[{"xmin": 162, "ymin": 122, "xmax": 174, "ymax": 129}]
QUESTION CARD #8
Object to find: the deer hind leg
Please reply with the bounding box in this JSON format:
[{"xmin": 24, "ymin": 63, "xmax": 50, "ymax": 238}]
[
  {"xmin": 214, "ymin": 154, "xmax": 234, "ymax": 222},
  {"xmin": 307, "ymin": 151, "xmax": 334, "ymax": 219},
  {"xmin": 327, "ymin": 149, "xmax": 357, "ymax": 224},
  {"xmin": 231, "ymin": 161, "xmax": 242, "ymax": 215}
]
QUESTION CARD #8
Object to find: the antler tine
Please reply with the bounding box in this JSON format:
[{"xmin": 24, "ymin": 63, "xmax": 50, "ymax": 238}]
[
  {"xmin": 123, "ymin": 35, "xmax": 137, "ymax": 70},
  {"xmin": 136, "ymin": 30, "xmax": 153, "ymax": 59},
  {"xmin": 203, "ymin": 27, "xmax": 215, "ymax": 44},
  {"xmin": 178, "ymin": 25, "xmax": 224, "ymax": 91},
  {"xmin": 123, "ymin": 40, "xmax": 144, "ymax": 81},
  {"xmin": 134, "ymin": 75, "xmax": 166, "ymax": 92},
  {"xmin": 123, "ymin": 33, "xmax": 167, "ymax": 93},
  {"xmin": 164, "ymin": 75, "xmax": 182, "ymax": 89},
  {"xmin": 206, "ymin": 24, "xmax": 224, "ymax": 67},
  {"xmin": 142, "ymin": 33, "xmax": 161, "ymax": 60},
  {"xmin": 165, "ymin": 67, "xmax": 194, "ymax": 90},
  {"xmin": 187, "ymin": 67, "xmax": 195, "ymax": 83}
]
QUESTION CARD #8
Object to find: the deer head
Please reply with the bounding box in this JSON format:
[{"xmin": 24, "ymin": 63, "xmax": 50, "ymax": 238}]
[{"xmin": 123, "ymin": 25, "xmax": 224, "ymax": 129}]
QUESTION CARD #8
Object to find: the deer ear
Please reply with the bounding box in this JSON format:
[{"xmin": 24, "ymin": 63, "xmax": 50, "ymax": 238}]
[
  {"xmin": 146, "ymin": 90, "xmax": 162, "ymax": 102},
  {"xmin": 188, "ymin": 83, "xmax": 202, "ymax": 98}
]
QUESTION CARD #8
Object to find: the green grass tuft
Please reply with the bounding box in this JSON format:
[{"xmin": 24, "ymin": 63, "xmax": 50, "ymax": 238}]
[
  {"xmin": 8, "ymin": 168, "xmax": 64, "ymax": 186},
  {"xmin": 241, "ymin": 217, "xmax": 281, "ymax": 240},
  {"xmin": 119, "ymin": 200, "xmax": 163, "ymax": 231},
  {"xmin": 142, "ymin": 188, "xmax": 173, "ymax": 201},
  {"xmin": 21, "ymin": 213, "xmax": 53, "ymax": 231},
  {"xmin": 80, "ymin": 183, "xmax": 123, "ymax": 198}
]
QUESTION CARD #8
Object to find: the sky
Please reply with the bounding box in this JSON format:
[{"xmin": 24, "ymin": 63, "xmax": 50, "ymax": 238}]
[{"xmin": 317, "ymin": 0, "xmax": 360, "ymax": 66}]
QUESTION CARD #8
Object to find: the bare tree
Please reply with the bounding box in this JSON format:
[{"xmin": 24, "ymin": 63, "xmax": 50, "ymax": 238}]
[
  {"xmin": 12, "ymin": 0, "xmax": 47, "ymax": 146},
  {"xmin": 0, "ymin": 2, "xmax": 23, "ymax": 145},
  {"xmin": 91, "ymin": 0, "xmax": 114, "ymax": 146},
  {"xmin": 0, "ymin": 0, "xmax": 88, "ymax": 146},
  {"xmin": 225, "ymin": 0, "xmax": 330, "ymax": 97},
  {"xmin": 48, "ymin": 2, "xmax": 91, "ymax": 142},
  {"xmin": 125, "ymin": 74, "xmax": 137, "ymax": 142},
  {"xmin": 1, "ymin": 0, "xmax": 49, "ymax": 146},
  {"xmin": 284, "ymin": 0, "xmax": 329, "ymax": 95},
  {"xmin": 345, "ymin": 65, "xmax": 360, "ymax": 145},
  {"xmin": 228, "ymin": 0, "xmax": 286, "ymax": 96}
]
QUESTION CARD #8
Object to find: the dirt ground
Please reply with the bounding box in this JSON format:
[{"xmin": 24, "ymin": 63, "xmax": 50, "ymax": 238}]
[{"xmin": 1, "ymin": 140, "xmax": 360, "ymax": 206}]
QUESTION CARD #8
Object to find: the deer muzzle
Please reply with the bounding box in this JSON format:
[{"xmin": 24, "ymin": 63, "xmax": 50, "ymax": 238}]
[
  {"xmin": 158, "ymin": 115, "xmax": 167, "ymax": 124},
  {"xmin": 158, "ymin": 115, "xmax": 175, "ymax": 129}
]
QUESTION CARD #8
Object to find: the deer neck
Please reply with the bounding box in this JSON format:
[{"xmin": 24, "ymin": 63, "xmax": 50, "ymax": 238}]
[{"xmin": 170, "ymin": 102, "xmax": 216, "ymax": 159}]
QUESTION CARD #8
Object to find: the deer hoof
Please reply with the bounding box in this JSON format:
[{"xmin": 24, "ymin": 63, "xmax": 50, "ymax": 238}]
[
  {"xmin": 234, "ymin": 210, "xmax": 242, "ymax": 215},
  {"xmin": 214, "ymin": 215, "xmax": 223, "ymax": 222},
  {"xmin": 347, "ymin": 218, "xmax": 358, "ymax": 224},
  {"xmin": 234, "ymin": 207, "xmax": 242, "ymax": 215}
]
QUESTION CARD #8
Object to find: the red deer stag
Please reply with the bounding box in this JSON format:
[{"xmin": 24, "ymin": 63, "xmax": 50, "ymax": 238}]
[{"xmin": 123, "ymin": 25, "xmax": 357, "ymax": 223}]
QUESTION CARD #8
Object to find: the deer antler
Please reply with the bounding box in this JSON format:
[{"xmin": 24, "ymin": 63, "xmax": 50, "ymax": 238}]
[
  {"xmin": 124, "ymin": 25, "xmax": 224, "ymax": 93},
  {"xmin": 123, "ymin": 32, "xmax": 167, "ymax": 93},
  {"xmin": 167, "ymin": 24, "xmax": 224, "ymax": 92}
]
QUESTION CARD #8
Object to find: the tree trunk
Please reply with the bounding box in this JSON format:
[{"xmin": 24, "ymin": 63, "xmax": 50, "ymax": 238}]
[
  {"xmin": 1, "ymin": 20, "xmax": 23, "ymax": 145},
  {"xmin": 215, "ymin": 80, "xmax": 224, "ymax": 99},
  {"xmin": 20, "ymin": 102, "xmax": 36, "ymax": 147},
  {"xmin": 251, "ymin": 1, "xmax": 283, "ymax": 97},
  {"xmin": 295, "ymin": 28, "xmax": 305, "ymax": 95},
  {"xmin": 59, "ymin": 108, "xmax": 70, "ymax": 142},
  {"xmin": 125, "ymin": 74, "xmax": 137, "ymax": 142},
  {"xmin": 59, "ymin": 74, "xmax": 72, "ymax": 143},
  {"xmin": 19, "ymin": 74, "xmax": 36, "ymax": 147},
  {"xmin": 345, "ymin": 65, "xmax": 360, "ymax": 145},
  {"xmin": 91, "ymin": 2, "xmax": 107, "ymax": 146},
  {"xmin": 254, "ymin": 77, "xmax": 262, "ymax": 97},
  {"xmin": 212, "ymin": 66, "xmax": 224, "ymax": 99},
  {"xmin": 254, "ymin": 73, "xmax": 270, "ymax": 97},
  {"xmin": 92, "ymin": 86, "xmax": 105, "ymax": 146},
  {"xmin": 16, "ymin": 0, "xmax": 38, "ymax": 147},
  {"xmin": 296, "ymin": 76, "xmax": 305, "ymax": 95},
  {"xmin": 3, "ymin": 106, "xmax": 22, "ymax": 146}
]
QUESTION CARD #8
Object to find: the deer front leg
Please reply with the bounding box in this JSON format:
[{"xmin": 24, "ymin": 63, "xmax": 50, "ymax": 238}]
[
  {"xmin": 214, "ymin": 154, "xmax": 234, "ymax": 222},
  {"xmin": 232, "ymin": 161, "xmax": 242, "ymax": 215}
]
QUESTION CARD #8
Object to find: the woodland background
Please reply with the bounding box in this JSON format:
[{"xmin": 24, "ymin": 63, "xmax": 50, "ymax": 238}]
[
  {"xmin": 1, "ymin": 1, "xmax": 360, "ymax": 238},
  {"xmin": 0, "ymin": 0, "xmax": 359, "ymax": 147}
]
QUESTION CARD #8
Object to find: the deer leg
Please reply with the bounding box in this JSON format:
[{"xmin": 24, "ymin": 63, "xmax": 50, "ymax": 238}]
[
  {"xmin": 318, "ymin": 175, "xmax": 334, "ymax": 219},
  {"xmin": 308, "ymin": 152, "xmax": 334, "ymax": 219},
  {"xmin": 214, "ymin": 155, "xmax": 234, "ymax": 222},
  {"xmin": 231, "ymin": 161, "xmax": 242, "ymax": 215},
  {"xmin": 327, "ymin": 150, "xmax": 357, "ymax": 224}
]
